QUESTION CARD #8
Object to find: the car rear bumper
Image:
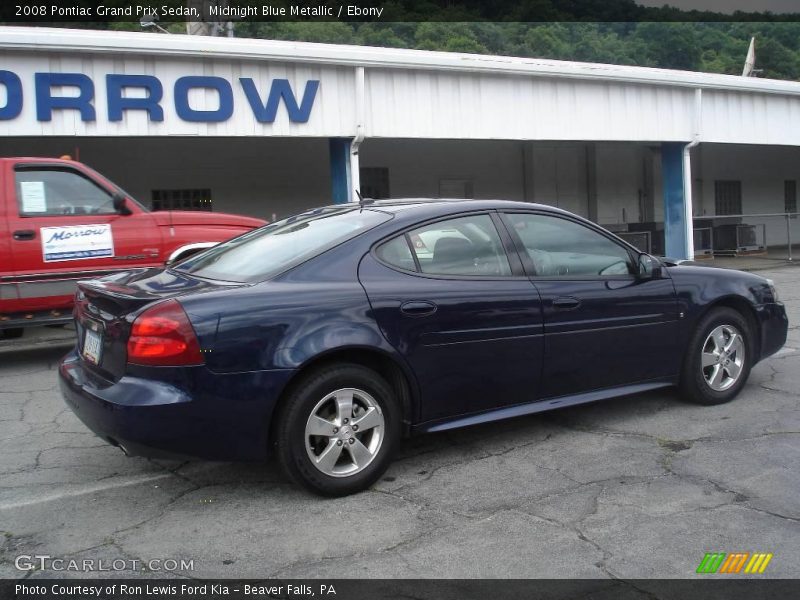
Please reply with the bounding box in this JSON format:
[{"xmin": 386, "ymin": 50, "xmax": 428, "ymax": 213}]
[
  {"xmin": 758, "ymin": 302, "xmax": 788, "ymax": 361},
  {"xmin": 58, "ymin": 350, "xmax": 294, "ymax": 461}
]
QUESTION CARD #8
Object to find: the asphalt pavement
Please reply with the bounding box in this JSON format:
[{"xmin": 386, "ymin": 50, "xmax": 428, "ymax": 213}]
[{"xmin": 1, "ymin": 267, "xmax": 798, "ymax": 579}]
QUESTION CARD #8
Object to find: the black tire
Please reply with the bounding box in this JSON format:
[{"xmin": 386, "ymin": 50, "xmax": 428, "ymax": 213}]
[
  {"xmin": 275, "ymin": 363, "xmax": 402, "ymax": 496},
  {"xmin": 1, "ymin": 328, "xmax": 24, "ymax": 340},
  {"xmin": 679, "ymin": 307, "xmax": 753, "ymax": 405}
]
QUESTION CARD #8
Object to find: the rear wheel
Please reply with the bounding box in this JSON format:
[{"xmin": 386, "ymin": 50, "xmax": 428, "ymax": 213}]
[
  {"xmin": 680, "ymin": 307, "xmax": 752, "ymax": 405},
  {"xmin": 275, "ymin": 364, "xmax": 401, "ymax": 496},
  {"xmin": 0, "ymin": 328, "xmax": 24, "ymax": 340}
]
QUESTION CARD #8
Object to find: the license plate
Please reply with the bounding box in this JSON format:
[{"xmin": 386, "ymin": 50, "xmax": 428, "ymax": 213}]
[{"xmin": 82, "ymin": 328, "xmax": 103, "ymax": 365}]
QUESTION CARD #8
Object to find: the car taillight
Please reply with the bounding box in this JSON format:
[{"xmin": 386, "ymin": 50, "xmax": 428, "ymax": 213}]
[{"xmin": 127, "ymin": 299, "xmax": 204, "ymax": 366}]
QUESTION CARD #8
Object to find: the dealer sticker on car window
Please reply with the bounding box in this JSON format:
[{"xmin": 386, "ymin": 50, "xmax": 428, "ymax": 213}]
[
  {"xmin": 20, "ymin": 181, "xmax": 47, "ymax": 213},
  {"xmin": 41, "ymin": 224, "xmax": 115, "ymax": 262}
]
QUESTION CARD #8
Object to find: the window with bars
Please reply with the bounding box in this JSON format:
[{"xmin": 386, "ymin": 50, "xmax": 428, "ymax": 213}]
[
  {"xmin": 151, "ymin": 188, "xmax": 213, "ymax": 212},
  {"xmin": 714, "ymin": 180, "xmax": 742, "ymax": 215},
  {"xmin": 785, "ymin": 180, "xmax": 797, "ymax": 214}
]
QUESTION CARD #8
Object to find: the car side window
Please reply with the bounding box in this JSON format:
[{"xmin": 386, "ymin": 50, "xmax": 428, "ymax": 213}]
[
  {"xmin": 375, "ymin": 235, "xmax": 417, "ymax": 272},
  {"xmin": 15, "ymin": 168, "xmax": 117, "ymax": 216},
  {"xmin": 379, "ymin": 214, "xmax": 512, "ymax": 277},
  {"xmin": 505, "ymin": 213, "xmax": 633, "ymax": 277}
]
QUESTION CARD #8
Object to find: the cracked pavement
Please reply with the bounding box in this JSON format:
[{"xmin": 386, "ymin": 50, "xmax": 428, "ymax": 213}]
[{"xmin": 1, "ymin": 267, "xmax": 798, "ymax": 579}]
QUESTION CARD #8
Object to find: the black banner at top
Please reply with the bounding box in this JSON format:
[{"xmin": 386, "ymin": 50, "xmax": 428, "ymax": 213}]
[{"xmin": 1, "ymin": 0, "xmax": 800, "ymax": 24}]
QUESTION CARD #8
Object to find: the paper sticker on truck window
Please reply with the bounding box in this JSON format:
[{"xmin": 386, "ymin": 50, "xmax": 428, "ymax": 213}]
[
  {"xmin": 41, "ymin": 224, "xmax": 115, "ymax": 262},
  {"xmin": 20, "ymin": 181, "xmax": 47, "ymax": 213}
]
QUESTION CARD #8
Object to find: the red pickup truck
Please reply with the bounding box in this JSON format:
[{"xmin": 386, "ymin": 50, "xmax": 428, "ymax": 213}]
[{"xmin": 0, "ymin": 157, "xmax": 265, "ymax": 338}]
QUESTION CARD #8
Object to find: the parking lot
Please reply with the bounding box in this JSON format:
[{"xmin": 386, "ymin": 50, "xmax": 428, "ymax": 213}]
[{"xmin": 1, "ymin": 266, "xmax": 798, "ymax": 580}]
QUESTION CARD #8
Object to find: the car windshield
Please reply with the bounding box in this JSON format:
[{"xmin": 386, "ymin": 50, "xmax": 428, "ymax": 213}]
[{"xmin": 173, "ymin": 206, "xmax": 391, "ymax": 283}]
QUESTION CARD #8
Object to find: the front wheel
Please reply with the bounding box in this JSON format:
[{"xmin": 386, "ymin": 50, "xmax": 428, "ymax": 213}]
[
  {"xmin": 680, "ymin": 307, "xmax": 752, "ymax": 405},
  {"xmin": 275, "ymin": 364, "xmax": 401, "ymax": 496}
]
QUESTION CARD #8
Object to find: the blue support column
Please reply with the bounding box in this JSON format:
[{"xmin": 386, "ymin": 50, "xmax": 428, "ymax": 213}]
[
  {"xmin": 662, "ymin": 142, "xmax": 690, "ymax": 259},
  {"xmin": 329, "ymin": 138, "xmax": 352, "ymax": 204}
]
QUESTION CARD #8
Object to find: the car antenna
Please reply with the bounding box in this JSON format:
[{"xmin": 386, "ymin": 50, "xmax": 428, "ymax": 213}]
[{"xmin": 356, "ymin": 190, "xmax": 376, "ymax": 211}]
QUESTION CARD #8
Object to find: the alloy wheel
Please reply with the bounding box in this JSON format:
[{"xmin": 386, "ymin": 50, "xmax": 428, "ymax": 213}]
[
  {"xmin": 701, "ymin": 324, "xmax": 745, "ymax": 392},
  {"xmin": 304, "ymin": 388, "xmax": 385, "ymax": 478}
]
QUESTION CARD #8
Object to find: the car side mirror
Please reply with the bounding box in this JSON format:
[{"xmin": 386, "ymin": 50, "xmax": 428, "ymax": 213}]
[
  {"xmin": 112, "ymin": 192, "xmax": 132, "ymax": 215},
  {"xmin": 637, "ymin": 253, "xmax": 663, "ymax": 280}
]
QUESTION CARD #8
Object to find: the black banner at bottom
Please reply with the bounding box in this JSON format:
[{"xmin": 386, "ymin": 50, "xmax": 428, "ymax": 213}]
[{"xmin": 3, "ymin": 579, "xmax": 800, "ymax": 600}]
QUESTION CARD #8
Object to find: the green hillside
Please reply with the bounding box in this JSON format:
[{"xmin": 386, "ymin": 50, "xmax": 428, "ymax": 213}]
[
  {"xmin": 14, "ymin": 0, "xmax": 800, "ymax": 81},
  {"xmin": 231, "ymin": 21, "xmax": 800, "ymax": 80}
]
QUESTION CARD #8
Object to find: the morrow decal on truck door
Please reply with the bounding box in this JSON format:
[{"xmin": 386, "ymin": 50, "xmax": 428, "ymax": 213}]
[{"xmin": 40, "ymin": 224, "xmax": 115, "ymax": 262}]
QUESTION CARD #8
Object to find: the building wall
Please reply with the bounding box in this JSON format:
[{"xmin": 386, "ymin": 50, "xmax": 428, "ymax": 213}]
[
  {"xmin": 696, "ymin": 144, "xmax": 800, "ymax": 247},
  {"xmin": 365, "ymin": 69, "xmax": 699, "ymax": 142},
  {"xmin": 0, "ymin": 136, "xmax": 652, "ymax": 226},
  {"xmin": 359, "ymin": 139, "xmax": 527, "ymax": 201},
  {"xmin": 528, "ymin": 144, "xmax": 588, "ymax": 217},
  {"xmin": 0, "ymin": 136, "xmax": 331, "ymax": 220},
  {"xmin": 595, "ymin": 144, "xmax": 646, "ymax": 225},
  {"xmin": 1, "ymin": 28, "xmax": 798, "ymax": 260},
  {"xmin": 362, "ymin": 139, "xmax": 652, "ymax": 226},
  {"xmin": 0, "ymin": 51, "xmax": 356, "ymax": 138},
  {"xmin": 696, "ymin": 144, "xmax": 800, "ymax": 215},
  {"xmin": 701, "ymin": 90, "xmax": 800, "ymax": 146},
  {"xmin": 2, "ymin": 34, "xmax": 798, "ymax": 147},
  {"xmin": 1, "ymin": 135, "xmax": 797, "ymax": 250},
  {"xmin": 0, "ymin": 136, "xmax": 689, "ymax": 227}
]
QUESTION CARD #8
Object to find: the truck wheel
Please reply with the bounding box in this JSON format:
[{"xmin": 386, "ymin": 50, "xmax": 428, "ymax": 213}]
[
  {"xmin": 1, "ymin": 328, "xmax": 24, "ymax": 340},
  {"xmin": 679, "ymin": 307, "xmax": 752, "ymax": 405},
  {"xmin": 275, "ymin": 363, "xmax": 401, "ymax": 496}
]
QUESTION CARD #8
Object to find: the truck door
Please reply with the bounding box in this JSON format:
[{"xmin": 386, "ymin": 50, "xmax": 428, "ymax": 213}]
[
  {"xmin": 6, "ymin": 163, "xmax": 163, "ymax": 310},
  {"xmin": 0, "ymin": 164, "xmax": 21, "ymax": 311}
]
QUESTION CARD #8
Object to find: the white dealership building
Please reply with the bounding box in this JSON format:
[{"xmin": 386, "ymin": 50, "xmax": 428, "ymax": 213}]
[{"xmin": 1, "ymin": 26, "xmax": 799, "ymax": 258}]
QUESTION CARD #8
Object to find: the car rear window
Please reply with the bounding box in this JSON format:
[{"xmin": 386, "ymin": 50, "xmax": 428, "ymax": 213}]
[{"xmin": 174, "ymin": 207, "xmax": 391, "ymax": 283}]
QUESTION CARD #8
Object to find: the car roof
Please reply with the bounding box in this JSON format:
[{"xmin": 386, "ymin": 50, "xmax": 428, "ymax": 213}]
[
  {"xmin": 367, "ymin": 198, "xmax": 558, "ymax": 211},
  {"xmin": 329, "ymin": 198, "xmax": 575, "ymax": 219},
  {"xmin": 286, "ymin": 199, "xmax": 585, "ymax": 233}
]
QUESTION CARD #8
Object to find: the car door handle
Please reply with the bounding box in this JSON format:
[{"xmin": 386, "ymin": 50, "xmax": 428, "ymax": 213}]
[
  {"xmin": 552, "ymin": 296, "xmax": 581, "ymax": 310},
  {"xmin": 13, "ymin": 230, "xmax": 35, "ymax": 241},
  {"xmin": 400, "ymin": 300, "xmax": 438, "ymax": 317}
]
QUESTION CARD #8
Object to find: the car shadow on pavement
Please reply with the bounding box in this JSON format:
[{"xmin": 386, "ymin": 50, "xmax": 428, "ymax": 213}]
[{"xmin": 147, "ymin": 386, "xmax": 682, "ymax": 496}]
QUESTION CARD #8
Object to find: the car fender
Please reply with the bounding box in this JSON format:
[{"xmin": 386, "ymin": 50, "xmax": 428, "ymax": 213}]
[
  {"xmin": 670, "ymin": 265, "xmax": 771, "ymax": 358},
  {"xmin": 272, "ymin": 320, "xmax": 391, "ymax": 367}
]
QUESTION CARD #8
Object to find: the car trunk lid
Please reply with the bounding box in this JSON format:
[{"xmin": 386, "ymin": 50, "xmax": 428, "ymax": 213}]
[{"xmin": 73, "ymin": 268, "xmax": 236, "ymax": 381}]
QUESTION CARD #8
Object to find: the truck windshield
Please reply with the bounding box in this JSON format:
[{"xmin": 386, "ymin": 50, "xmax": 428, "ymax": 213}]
[
  {"xmin": 173, "ymin": 206, "xmax": 391, "ymax": 283},
  {"xmin": 82, "ymin": 164, "xmax": 148, "ymax": 212}
]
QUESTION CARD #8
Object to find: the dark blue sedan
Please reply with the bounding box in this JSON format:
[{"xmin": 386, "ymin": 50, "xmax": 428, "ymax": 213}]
[{"xmin": 59, "ymin": 200, "xmax": 788, "ymax": 495}]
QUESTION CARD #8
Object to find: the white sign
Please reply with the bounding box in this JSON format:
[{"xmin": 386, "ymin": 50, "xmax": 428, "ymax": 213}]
[
  {"xmin": 20, "ymin": 181, "xmax": 47, "ymax": 213},
  {"xmin": 41, "ymin": 224, "xmax": 115, "ymax": 262}
]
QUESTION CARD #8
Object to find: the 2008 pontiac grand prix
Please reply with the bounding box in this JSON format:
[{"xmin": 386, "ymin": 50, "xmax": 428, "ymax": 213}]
[{"xmin": 59, "ymin": 200, "xmax": 788, "ymax": 495}]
